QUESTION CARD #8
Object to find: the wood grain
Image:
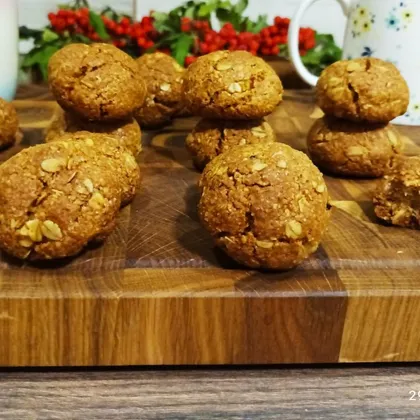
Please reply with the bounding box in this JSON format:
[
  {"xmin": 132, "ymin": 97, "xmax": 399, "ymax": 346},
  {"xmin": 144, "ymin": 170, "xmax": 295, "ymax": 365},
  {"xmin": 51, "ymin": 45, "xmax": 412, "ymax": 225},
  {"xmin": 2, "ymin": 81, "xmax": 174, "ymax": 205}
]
[
  {"xmin": 1, "ymin": 368, "xmax": 420, "ymax": 419},
  {"xmin": 0, "ymin": 85, "xmax": 419, "ymax": 366}
]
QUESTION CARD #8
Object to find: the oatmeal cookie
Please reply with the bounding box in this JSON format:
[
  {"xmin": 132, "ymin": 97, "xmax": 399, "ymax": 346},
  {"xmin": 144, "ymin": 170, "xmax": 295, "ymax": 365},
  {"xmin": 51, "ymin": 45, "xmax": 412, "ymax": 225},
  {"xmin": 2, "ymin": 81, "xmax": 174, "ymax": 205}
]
[
  {"xmin": 54, "ymin": 131, "xmax": 141, "ymax": 205},
  {"xmin": 307, "ymin": 116, "xmax": 403, "ymax": 177},
  {"xmin": 0, "ymin": 98, "xmax": 20, "ymax": 149},
  {"xmin": 134, "ymin": 52, "xmax": 185, "ymax": 128},
  {"xmin": 316, "ymin": 58, "xmax": 409, "ymax": 123},
  {"xmin": 183, "ymin": 51, "xmax": 283, "ymax": 119},
  {"xmin": 186, "ymin": 118, "xmax": 276, "ymax": 170},
  {"xmin": 45, "ymin": 106, "xmax": 142, "ymax": 156},
  {"xmin": 48, "ymin": 43, "xmax": 146, "ymax": 121},
  {"xmin": 373, "ymin": 155, "xmax": 420, "ymax": 229},
  {"xmin": 0, "ymin": 141, "xmax": 122, "ymax": 260},
  {"xmin": 198, "ymin": 143, "xmax": 331, "ymax": 270}
]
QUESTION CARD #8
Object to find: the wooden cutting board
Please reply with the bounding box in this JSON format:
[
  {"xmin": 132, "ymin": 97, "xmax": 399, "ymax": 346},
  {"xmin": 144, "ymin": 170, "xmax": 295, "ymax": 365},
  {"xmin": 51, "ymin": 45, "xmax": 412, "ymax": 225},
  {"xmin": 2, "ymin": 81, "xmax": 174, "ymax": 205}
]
[{"xmin": 1, "ymin": 86, "xmax": 419, "ymax": 367}]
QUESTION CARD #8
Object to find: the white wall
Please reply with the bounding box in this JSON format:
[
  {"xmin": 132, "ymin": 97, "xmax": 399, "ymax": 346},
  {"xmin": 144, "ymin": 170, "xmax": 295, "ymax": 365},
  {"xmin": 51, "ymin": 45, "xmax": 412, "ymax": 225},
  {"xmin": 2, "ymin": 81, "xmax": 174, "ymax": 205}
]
[{"xmin": 18, "ymin": 0, "xmax": 346, "ymax": 46}]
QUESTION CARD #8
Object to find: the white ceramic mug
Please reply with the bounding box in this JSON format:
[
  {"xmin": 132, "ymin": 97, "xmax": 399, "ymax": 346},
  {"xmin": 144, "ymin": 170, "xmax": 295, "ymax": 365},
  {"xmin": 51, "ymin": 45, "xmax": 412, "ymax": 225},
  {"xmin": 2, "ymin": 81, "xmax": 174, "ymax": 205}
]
[
  {"xmin": 0, "ymin": 0, "xmax": 18, "ymax": 101},
  {"xmin": 288, "ymin": 0, "xmax": 420, "ymax": 125}
]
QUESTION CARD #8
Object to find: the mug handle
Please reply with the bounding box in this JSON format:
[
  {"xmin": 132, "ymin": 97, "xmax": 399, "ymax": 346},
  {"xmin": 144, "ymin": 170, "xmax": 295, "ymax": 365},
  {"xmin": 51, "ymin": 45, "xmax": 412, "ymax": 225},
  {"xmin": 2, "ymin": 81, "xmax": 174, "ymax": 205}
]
[{"xmin": 287, "ymin": 0, "xmax": 351, "ymax": 86}]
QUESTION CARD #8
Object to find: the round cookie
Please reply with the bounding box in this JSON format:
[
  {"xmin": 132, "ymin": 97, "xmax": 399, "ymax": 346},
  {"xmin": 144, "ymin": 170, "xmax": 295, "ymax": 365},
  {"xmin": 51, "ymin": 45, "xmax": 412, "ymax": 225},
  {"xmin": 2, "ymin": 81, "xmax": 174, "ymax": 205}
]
[
  {"xmin": 186, "ymin": 118, "xmax": 277, "ymax": 170},
  {"xmin": 373, "ymin": 155, "xmax": 420, "ymax": 229},
  {"xmin": 198, "ymin": 143, "xmax": 331, "ymax": 270},
  {"xmin": 45, "ymin": 106, "xmax": 142, "ymax": 156},
  {"xmin": 307, "ymin": 116, "xmax": 404, "ymax": 178},
  {"xmin": 54, "ymin": 131, "xmax": 141, "ymax": 206},
  {"xmin": 134, "ymin": 52, "xmax": 185, "ymax": 128},
  {"xmin": 48, "ymin": 43, "xmax": 146, "ymax": 121},
  {"xmin": 182, "ymin": 51, "xmax": 283, "ymax": 119},
  {"xmin": 0, "ymin": 141, "xmax": 122, "ymax": 260},
  {"xmin": 316, "ymin": 57, "xmax": 409, "ymax": 123},
  {"xmin": 0, "ymin": 98, "xmax": 20, "ymax": 149}
]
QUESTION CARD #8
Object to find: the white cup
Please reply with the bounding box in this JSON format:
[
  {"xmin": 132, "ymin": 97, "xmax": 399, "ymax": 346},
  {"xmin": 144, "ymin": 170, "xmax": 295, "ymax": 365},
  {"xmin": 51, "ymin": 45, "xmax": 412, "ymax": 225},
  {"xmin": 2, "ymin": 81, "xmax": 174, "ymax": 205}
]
[
  {"xmin": 0, "ymin": 0, "xmax": 18, "ymax": 101},
  {"xmin": 288, "ymin": 0, "xmax": 420, "ymax": 126}
]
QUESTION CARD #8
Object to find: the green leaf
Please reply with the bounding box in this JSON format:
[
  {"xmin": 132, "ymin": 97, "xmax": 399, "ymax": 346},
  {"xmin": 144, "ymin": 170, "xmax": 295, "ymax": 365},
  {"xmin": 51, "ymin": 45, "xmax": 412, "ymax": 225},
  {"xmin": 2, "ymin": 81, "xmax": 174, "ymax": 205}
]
[
  {"xmin": 22, "ymin": 43, "xmax": 61, "ymax": 80},
  {"xmin": 42, "ymin": 28, "xmax": 59, "ymax": 43},
  {"xmin": 19, "ymin": 26, "xmax": 43, "ymax": 41},
  {"xmin": 172, "ymin": 33, "xmax": 194, "ymax": 66},
  {"xmin": 250, "ymin": 15, "xmax": 268, "ymax": 33},
  {"xmin": 301, "ymin": 32, "xmax": 342, "ymax": 75},
  {"xmin": 89, "ymin": 10, "xmax": 110, "ymax": 40},
  {"xmin": 215, "ymin": 8, "xmax": 231, "ymax": 23},
  {"xmin": 74, "ymin": 34, "xmax": 91, "ymax": 43},
  {"xmin": 234, "ymin": 0, "xmax": 248, "ymax": 14},
  {"xmin": 185, "ymin": 5, "xmax": 196, "ymax": 18}
]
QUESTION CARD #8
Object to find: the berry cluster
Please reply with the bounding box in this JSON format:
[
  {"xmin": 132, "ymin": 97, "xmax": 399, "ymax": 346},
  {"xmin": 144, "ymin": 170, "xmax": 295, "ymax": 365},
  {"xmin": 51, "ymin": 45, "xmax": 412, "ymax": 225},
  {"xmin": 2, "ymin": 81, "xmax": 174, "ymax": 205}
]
[
  {"xmin": 48, "ymin": 7, "xmax": 95, "ymax": 37},
  {"xmin": 47, "ymin": 8, "xmax": 317, "ymax": 68},
  {"xmin": 182, "ymin": 16, "xmax": 317, "ymax": 66},
  {"xmin": 104, "ymin": 15, "xmax": 158, "ymax": 50}
]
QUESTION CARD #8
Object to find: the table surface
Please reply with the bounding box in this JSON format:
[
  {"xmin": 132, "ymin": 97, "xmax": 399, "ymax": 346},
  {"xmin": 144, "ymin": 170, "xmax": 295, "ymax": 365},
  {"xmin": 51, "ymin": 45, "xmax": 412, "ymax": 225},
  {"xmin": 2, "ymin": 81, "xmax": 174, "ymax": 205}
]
[
  {"xmin": 3, "ymin": 86, "xmax": 420, "ymax": 417},
  {"xmin": 1, "ymin": 366, "xmax": 420, "ymax": 419}
]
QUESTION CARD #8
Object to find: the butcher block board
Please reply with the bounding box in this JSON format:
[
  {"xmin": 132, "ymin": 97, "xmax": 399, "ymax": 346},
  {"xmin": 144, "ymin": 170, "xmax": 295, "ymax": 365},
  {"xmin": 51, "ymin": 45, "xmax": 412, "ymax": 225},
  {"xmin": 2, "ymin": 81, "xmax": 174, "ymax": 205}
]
[{"xmin": 1, "ymin": 86, "xmax": 420, "ymax": 367}]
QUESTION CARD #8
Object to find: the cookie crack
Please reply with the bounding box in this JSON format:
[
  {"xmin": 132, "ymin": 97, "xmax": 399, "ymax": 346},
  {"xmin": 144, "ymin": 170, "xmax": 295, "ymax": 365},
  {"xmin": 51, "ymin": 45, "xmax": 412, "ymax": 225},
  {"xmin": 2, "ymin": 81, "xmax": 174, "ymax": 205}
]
[
  {"xmin": 348, "ymin": 82, "xmax": 361, "ymax": 115},
  {"xmin": 216, "ymin": 126, "xmax": 226, "ymax": 155}
]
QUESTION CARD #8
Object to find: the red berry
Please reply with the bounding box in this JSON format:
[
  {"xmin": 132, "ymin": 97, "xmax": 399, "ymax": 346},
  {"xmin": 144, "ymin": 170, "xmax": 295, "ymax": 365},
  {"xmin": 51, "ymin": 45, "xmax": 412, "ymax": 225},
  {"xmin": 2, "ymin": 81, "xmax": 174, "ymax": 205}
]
[
  {"xmin": 205, "ymin": 33, "xmax": 214, "ymax": 43},
  {"xmin": 304, "ymin": 38, "xmax": 316, "ymax": 50},
  {"xmin": 67, "ymin": 17, "xmax": 76, "ymax": 26},
  {"xmin": 249, "ymin": 40, "xmax": 259, "ymax": 51},
  {"xmin": 201, "ymin": 21, "xmax": 210, "ymax": 30},
  {"xmin": 80, "ymin": 7, "xmax": 89, "ymax": 16},
  {"xmin": 261, "ymin": 47, "xmax": 271, "ymax": 56},
  {"xmin": 272, "ymin": 35, "xmax": 281, "ymax": 45},
  {"xmin": 229, "ymin": 38, "xmax": 238, "ymax": 48},
  {"xmin": 199, "ymin": 42, "xmax": 209, "ymax": 54},
  {"xmin": 223, "ymin": 23, "xmax": 234, "ymax": 30},
  {"xmin": 137, "ymin": 38, "xmax": 146, "ymax": 47},
  {"xmin": 121, "ymin": 17, "xmax": 130, "ymax": 27},
  {"xmin": 79, "ymin": 16, "xmax": 89, "ymax": 28},
  {"xmin": 279, "ymin": 35, "xmax": 287, "ymax": 44},
  {"xmin": 269, "ymin": 26, "xmax": 278, "ymax": 35},
  {"xmin": 181, "ymin": 23, "xmax": 191, "ymax": 32},
  {"xmin": 91, "ymin": 32, "xmax": 100, "ymax": 41},
  {"xmin": 57, "ymin": 9, "xmax": 68, "ymax": 18},
  {"xmin": 184, "ymin": 56, "xmax": 196, "ymax": 66},
  {"xmin": 48, "ymin": 12, "xmax": 55, "ymax": 21},
  {"xmin": 264, "ymin": 38, "xmax": 273, "ymax": 47},
  {"xmin": 194, "ymin": 20, "xmax": 203, "ymax": 30},
  {"xmin": 181, "ymin": 17, "xmax": 191, "ymax": 24},
  {"xmin": 260, "ymin": 28, "xmax": 270, "ymax": 38},
  {"xmin": 271, "ymin": 45, "xmax": 279, "ymax": 55},
  {"xmin": 75, "ymin": 10, "xmax": 83, "ymax": 20},
  {"xmin": 237, "ymin": 44, "xmax": 247, "ymax": 50},
  {"xmin": 274, "ymin": 16, "xmax": 282, "ymax": 26},
  {"xmin": 145, "ymin": 40, "xmax": 154, "ymax": 49},
  {"xmin": 115, "ymin": 26, "xmax": 124, "ymax": 35}
]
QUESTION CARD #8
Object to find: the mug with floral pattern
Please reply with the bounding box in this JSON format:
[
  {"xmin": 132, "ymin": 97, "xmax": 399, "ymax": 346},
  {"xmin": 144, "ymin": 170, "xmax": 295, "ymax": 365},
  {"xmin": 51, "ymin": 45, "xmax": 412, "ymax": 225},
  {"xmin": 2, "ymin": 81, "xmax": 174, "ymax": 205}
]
[{"xmin": 289, "ymin": 0, "xmax": 420, "ymax": 126}]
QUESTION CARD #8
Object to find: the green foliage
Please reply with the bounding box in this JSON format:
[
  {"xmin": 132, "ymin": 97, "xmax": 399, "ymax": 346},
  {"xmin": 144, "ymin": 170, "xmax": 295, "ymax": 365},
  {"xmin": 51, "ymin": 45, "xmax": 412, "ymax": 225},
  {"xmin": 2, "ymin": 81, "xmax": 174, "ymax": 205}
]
[
  {"xmin": 89, "ymin": 10, "xmax": 110, "ymax": 40},
  {"xmin": 301, "ymin": 34, "xmax": 342, "ymax": 75}
]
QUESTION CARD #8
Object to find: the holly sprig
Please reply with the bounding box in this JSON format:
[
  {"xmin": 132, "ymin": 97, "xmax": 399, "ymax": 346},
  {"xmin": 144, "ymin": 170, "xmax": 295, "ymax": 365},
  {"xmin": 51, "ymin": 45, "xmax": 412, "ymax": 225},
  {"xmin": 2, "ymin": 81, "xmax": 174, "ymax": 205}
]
[{"xmin": 19, "ymin": 0, "xmax": 342, "ymax": 81}]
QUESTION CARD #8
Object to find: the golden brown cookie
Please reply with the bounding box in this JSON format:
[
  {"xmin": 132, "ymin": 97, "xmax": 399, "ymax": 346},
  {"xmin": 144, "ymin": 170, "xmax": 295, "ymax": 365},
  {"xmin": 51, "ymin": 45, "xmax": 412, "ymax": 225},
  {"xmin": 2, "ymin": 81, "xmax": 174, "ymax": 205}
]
[
  {"xmin": 54, "ymin": 131, "xmax": 140, "ymax": 206},
  {"xmin": 373, "ymin": 155, "xmax": 420, "ymax": 229},
  {"xmin": 134, "ymin": 52, "xmax": 185, "ymax": 128},
  {"xmin": 307, "ymin": 116, "xmax": 403, "ymax": 178},
  {"xmin": 48, "ymin": 43, "xmax": 146, "ymax": 121},
  {"xmin": 0, "ymin": 141, "xmax": 122, "ymax": 260},
  {"xmin": 45, "ymin": 106, "xmax": 142, "ymax": 156},
  {"xmin": 0, "ymin": 98, "xmax": 20, "ymax": 149},
  {"xmin": 186, "ymin": 118, "xmax": 277, "ymax": 170},
  {"xmin": 316, "ymin": 58, "xmax": 409, "ymax": 123},
  {"xmin": 183, "ymin": 51, "xmax": 283, "ymax": 119},
  {"xmin": 198, "ymin": 143, "xmax": 331, "ymax": 270}
]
